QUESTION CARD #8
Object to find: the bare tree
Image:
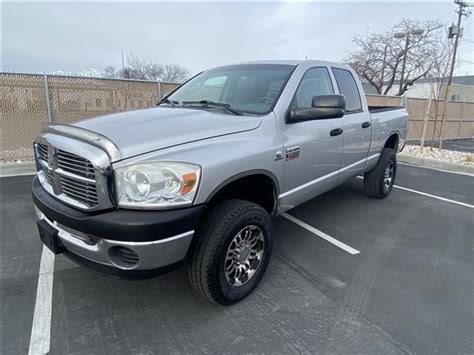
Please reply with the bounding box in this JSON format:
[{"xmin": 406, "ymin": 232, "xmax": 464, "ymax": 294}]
[
  {"xmin": 429, "ymin": 34, "xmax": 453, "ymax": 101},
  {"xmin": 103, "ymin": 65, "xmax": 118, "ymax": 78},
  {"xmin": 146, "ymin": 63, "xmax": 164, "ymax": 81},
  {"xmin": 161, "ymin": 64, "xmax": 189, "ymax": 83},
  {"xmin": 123, "ymin": 53, "xmax": 149, "ymax": 80},
  {"xmin": 427, "ymin": 34, "xmax": 454, "ymax": 149},
  {"xmin": 104, "ymin": 53, "xmax": 189, "ymax": 83},
  {"xmin": 346, "ymin": 19, "xmax": 445, "ymax": 96}
]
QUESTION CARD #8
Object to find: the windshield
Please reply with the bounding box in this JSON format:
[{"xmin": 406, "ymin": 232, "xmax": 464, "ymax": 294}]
[{"xmin": 165, "ymin": 64, "xmax": 295, "ymax": 115}]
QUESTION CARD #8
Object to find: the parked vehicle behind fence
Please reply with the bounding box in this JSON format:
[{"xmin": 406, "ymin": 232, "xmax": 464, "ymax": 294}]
[{"xmin": 32, "ymin": 60, "xmax": 408, "ymax": 305}]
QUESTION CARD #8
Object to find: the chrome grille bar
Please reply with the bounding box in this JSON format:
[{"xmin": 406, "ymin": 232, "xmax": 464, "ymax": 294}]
[
  {"xmin": 60, "ymin": 187, "xmax": 99, "ymax": 205},
  {"xmin": 59, "ymin": 178, "xmax": 98, "ymax": 197},
  {"xmin": 37, "ymin": 143, "xmax": 48, "ymax": 161},
  {"xmin": 43, "ymin": 167, "xmax": 54, "ymax": 186},
  {"xmin": 59, "ymin": 176, "xmax": 97, "ymax": 191},
  {"xmin": 57, "ymin": 149, "xmax": 95, "ymax": 178}
]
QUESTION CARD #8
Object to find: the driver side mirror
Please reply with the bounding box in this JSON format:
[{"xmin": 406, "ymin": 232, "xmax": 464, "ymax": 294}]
[{"xmin": 287, "ymin": 94, "xmax": 346, "ymax": 123}]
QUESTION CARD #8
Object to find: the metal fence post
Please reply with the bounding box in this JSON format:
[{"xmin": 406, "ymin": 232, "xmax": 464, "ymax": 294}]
[
  {"xmin": 157, "ymin": 81, "xmax": 162, "ymax": 100},
  {"xmin": 43, "ymin": 75, "xmax": 53, "ymax": 122}
]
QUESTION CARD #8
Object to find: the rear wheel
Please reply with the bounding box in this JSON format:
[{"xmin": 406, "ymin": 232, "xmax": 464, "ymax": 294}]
[
  {"xmin": 363, "ymin": 148, "xmax": 397, "ymax": 199},
  {"xmin": 187, "ymin": 199, "xmax": 273, "ymax": 305}
]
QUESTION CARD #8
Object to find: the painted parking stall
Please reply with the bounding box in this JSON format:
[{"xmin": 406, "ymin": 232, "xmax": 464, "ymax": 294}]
[{"xmin": 1, "ymin": 163, "xmax": 473, "ymax": 354}]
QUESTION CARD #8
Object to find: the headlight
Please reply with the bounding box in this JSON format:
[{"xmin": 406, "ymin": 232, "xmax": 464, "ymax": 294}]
[{"xmin": 115, "ymin": 162, "xmax": 201, "ymax": 209}]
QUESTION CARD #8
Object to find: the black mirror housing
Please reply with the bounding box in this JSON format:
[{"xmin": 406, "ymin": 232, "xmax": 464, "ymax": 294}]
[{"xmin": 288, "ymin": 94, "xmax": 346, "ymax": 123}]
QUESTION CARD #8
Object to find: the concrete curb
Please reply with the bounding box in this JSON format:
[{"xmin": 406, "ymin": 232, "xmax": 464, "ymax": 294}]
[
  {"xmin": 0, "ymin": 163, "xmax": 36, "ymax": 177},
  {"xmin": 398, "ymin": 155, "xmax": 474, "ymax": 175}
]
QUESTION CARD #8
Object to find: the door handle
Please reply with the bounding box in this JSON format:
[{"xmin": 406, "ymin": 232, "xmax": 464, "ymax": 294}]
[
  {"xmin": 362, "ymin": 121, "xmax": 371, "ymax": 128},
  {"xmin": 330, "ymin": 128, "xmax": 343, "ymax": 137}
]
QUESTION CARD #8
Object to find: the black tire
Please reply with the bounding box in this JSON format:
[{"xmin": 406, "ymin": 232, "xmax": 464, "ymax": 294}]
[
  {"xmin": 187, "ymin": 199, "xmax": 273, "ymax": 305},
  {"xmin": 363, "ymin": 148, "xmax": 397, "ymax": 199}
]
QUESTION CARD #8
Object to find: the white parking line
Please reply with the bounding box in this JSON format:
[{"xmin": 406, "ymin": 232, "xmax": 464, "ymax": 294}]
[
  {"xmin": 355, "ymin": 176, "xmax": 473, "ymax": 209},
  {"xmin": 29, "ymin": 246, "xmax": 55, "ymax": 355},
  {"xmin": 394, "ymin": 185, "xmax": 474, "ymax": 209},
  {"xmin": 282, "ymin": 213, "xmax": 360, "ymax": 255},
  {"xmin": 0, "ymin": 172, "xmax": 37, "ymax": 178}
]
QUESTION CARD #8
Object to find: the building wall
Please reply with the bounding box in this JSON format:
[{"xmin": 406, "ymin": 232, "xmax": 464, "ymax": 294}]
[
  {"xmin": 386, "ymin": 83, "xmax": 474, "ymax": 103},
  {"xmin": 439, "ymin": 84, "xmax": 474, "ymax": 103}
]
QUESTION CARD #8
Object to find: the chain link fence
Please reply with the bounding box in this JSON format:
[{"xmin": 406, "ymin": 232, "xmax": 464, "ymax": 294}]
[
  {"xmin": 1, "ymin": 75, "xmax": 473, "ymax": 161},
  {"xmin": 1, "ymin": 73, "xmax": 179, "ymax": 160},
  {"xmin": 1, "ymin": 74, "xmax": 50, "ymax": 160}
]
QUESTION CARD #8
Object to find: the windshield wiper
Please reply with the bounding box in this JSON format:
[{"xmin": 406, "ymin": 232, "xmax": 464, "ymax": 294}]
[
  {"xmin": 158, "ymin": 98, "xmax": 180, "ymax": 106},
  {"xmin": 181, "ymin": 100, "xmax": 243, "ymax": 116}
]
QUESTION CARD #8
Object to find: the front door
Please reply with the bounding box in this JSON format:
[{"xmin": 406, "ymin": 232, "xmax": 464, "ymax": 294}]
[{"xmin": 279, "ymin": 67, "xmax": 344, "ymax": 210}]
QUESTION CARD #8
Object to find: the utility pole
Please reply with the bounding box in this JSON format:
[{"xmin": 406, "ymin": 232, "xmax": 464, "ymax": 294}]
[
  {"xmin": 121, "ymin": 49, "xmax": 125, "ymax": 71},
  {"xmin": 438, "ymin": 0, "xmax": 471, "ymax": 150}
]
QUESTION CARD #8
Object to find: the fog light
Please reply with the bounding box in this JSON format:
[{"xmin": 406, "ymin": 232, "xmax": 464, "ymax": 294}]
[{"xmin": 108, "ymin": 246, "xmax": 139, "ymax": 269}]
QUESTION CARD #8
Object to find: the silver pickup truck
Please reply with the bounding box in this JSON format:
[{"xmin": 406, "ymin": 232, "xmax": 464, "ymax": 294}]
[{"xmin": 32, "ymin": 60, "xmax": 408, "ymax": 305}]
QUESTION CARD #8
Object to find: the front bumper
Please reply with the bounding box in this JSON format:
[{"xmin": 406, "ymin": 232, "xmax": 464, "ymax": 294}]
[{"xmin": 32, "ymin": 177, "xmax": 205, "ymax": 277}]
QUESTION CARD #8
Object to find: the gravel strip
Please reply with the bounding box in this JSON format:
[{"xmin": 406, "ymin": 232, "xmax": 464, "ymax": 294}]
[{"xmin": 400, "ymin": 145, "xmax": 474, "ymax": 166}]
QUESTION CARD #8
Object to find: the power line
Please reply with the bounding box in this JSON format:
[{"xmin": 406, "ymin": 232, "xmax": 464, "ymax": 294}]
[
  {"xmin": 434, "ymin": 9, "xmax": 455, "ymax": 22},
  {"xmin": 438, "ymin": 0, "xmax": 471, "ymax": 150}
]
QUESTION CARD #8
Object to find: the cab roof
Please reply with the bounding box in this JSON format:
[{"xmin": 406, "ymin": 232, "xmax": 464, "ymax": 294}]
[{"xmin": 216, "ymin": 59, "xmax": 349, "ymax": 71}]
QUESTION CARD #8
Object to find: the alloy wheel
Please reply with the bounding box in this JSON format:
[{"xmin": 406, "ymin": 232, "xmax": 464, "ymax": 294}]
[{"xmin": 224, "ymin": 225, "xmax": 265, "ymax": 286}]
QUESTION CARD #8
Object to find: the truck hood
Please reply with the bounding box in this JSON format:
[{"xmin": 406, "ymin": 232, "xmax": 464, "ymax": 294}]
[{"xmin": 73, "ymin": 107, "xmax": 261, "ymax": 160}]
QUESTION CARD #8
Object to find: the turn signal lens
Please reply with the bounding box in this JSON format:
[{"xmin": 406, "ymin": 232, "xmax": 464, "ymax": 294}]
[{"xmin": 182, "ymin": 172, "xmax": 197, "ymax": 195}]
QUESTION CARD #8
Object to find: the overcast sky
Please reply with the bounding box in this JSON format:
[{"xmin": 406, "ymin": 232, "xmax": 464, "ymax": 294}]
[{"xmin": 2, "ymin": 1, "xmax": 473, "ymax": 76}]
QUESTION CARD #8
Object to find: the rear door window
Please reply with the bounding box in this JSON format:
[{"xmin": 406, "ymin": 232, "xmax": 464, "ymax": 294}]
[{"xmin": 332, "ymin": 68, "xmax": 362, "ymax": 112}]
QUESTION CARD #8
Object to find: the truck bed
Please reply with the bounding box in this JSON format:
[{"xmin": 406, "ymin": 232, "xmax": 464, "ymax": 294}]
[{"xmin": 368, "ymin": 106, "xmax": 405, "ymax": 113}]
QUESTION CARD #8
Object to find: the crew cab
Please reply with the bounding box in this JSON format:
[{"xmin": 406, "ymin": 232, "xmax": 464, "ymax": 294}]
[{"xmin": 32, "ymin": 60, "xmax": 408, "ymax": 305}]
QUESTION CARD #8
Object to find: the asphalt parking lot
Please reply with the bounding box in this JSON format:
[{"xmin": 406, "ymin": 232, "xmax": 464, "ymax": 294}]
[{"xmin": 1, "ymin": 164, "xmax": 473, "ymax": 354}]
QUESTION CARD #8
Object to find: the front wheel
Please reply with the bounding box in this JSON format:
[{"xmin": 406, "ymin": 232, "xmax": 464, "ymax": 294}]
[
  {"xmin": 363, "ymin": 148, "xmax": 397, "ymax": 199},
  {"xmin": 187, "ymin": 200, "xmax": 273, "ymax": 305}
]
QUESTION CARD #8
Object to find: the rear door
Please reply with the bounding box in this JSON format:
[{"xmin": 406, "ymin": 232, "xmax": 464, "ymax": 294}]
[{"xmin": 332, "ymin": 67, "xmax": 372, "ymax": 182}]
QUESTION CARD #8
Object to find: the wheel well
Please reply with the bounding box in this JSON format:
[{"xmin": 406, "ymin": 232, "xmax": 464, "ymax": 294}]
[
  {"xmin": 207, "ymin": 174, "xmax": 278, "ymax": 215},
  {"xmin": 384, "ymin": 133, "xmax": 399, "ymax": 150}
]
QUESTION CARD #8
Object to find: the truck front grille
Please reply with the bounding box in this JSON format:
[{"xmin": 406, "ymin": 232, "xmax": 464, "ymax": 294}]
[
  {"xmin": 42, "ymin": 165, "xmax": 54, "ymax": 186},
  {"xmin": 59, "ymin": 175, "xmax": 99, "ymax": 206},
  {"xmin": 37, "ymin": 143, "xmax": 49, "ymax": 161},
  {"xmin": 34, "ymin": 141, "xmax": 110, "ymax": 210},
  {"xmin": 57, "ymin": 150, "xmax": 96, "ymax": 179}
]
